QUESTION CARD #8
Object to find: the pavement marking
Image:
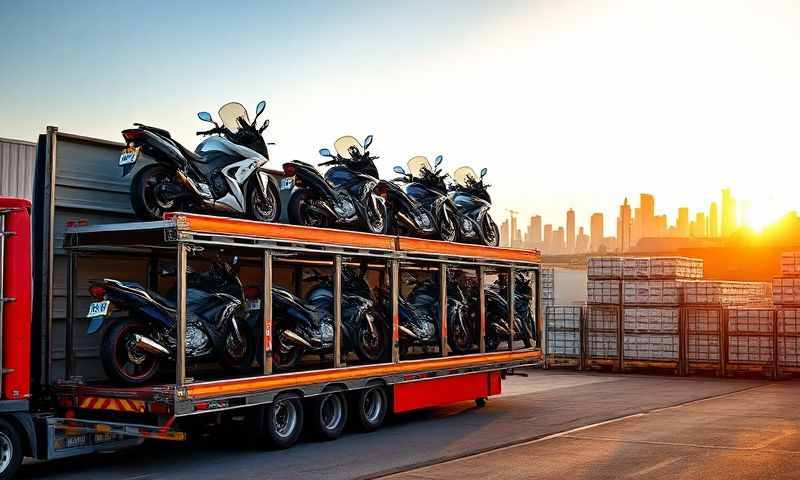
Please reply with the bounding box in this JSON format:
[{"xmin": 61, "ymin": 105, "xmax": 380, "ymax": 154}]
[
  {"xmin": 562, "ymin": 434, "xmax": 800, "ymax": 455},
  {"xmin": 625, "ymin": 457, "xmax": 684, "ymax": 478},
  {"xmin": 375, "ymin": 382, "xmax": 774, "ymax": 479}
]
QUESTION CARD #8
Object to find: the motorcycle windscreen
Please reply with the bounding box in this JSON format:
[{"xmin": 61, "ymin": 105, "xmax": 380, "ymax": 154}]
[
  {"xmin": 218, "ymin": 102, "xmax": 250, "ymax": 133},
  {"xmin": 333, "ymin": 136, "xmax": 363, "ymax": 160},
  {"xmin": 406, "ymin": 156, "xmax": 432, "ymax": 177},
  {"xmin": 452, "ymin": 166, "xmax": 478, "ymax": 187}
]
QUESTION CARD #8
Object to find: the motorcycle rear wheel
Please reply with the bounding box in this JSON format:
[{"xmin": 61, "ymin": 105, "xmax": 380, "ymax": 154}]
[
  {"xmin": 272, "ymin": 327, "xmax": 303, "ymax": 372},
  {"xmin": 130, "ymin": 164, "xmax": 179, "ymax": 220},
  {"xmin": 100, "ymin": 319, "xmax": 161, "ymax": 385},
  {"xmin": 288, "ymin": 188, "xmax": 331, "ymax": 228},
  {"xmin": 448, "ymin": 322, "xmax": 473, "ymax": 354},
  {"xmin": 355, "ymin": 317, "xmax": 388, "ymax": 363}
]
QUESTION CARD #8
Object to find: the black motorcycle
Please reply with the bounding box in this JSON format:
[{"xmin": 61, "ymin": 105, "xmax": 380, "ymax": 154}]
[
  {"xmin": 120, "ymin": 100, "xmax": 280, "ymax": 223},
  {"xmin": 392, "ymin": 155, "xmax": 461, "ymax": 242},
  {"xmin": 283, "ymin": 135, "xmax": 389, "ymax": 234},
  {"xmin": 464, "ymin": 272, "xmax": 535, "ymax": 351},
  {"xmin": 448, "ymin": 166, "xmax": 500, "ymax": 247},
  {"xmin": 406, "ymin": 273, "xmax": 474, "ymax": 354},
  {"xmin": 85, "ymin": 258, "xmax": 255, "ymax": 385}
]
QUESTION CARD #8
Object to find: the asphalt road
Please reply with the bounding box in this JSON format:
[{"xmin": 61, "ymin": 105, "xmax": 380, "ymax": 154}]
[
  {"xmin": 389, "ymin": 380, "xmax": 800, "ymax": 480},
  {"xmin": 18, "ymin": 370, "xmax": 768, "ymax": 479}
]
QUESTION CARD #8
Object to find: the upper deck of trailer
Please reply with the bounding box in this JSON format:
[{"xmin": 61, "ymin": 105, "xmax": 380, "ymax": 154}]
[{"xmin": 62, "ymin": 212, "xmax": 541, "ymax": 267}]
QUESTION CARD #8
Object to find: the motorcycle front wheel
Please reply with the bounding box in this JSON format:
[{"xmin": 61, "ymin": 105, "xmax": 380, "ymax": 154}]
[
  {"xmin": 219, "ymin": 320, "xmax": 256, "ymax": 373},
  {"xmin": 364, "ymin": 196, "xmax": 389, "ymax": 235},
  {"xmin": 100, "ymin": 319, "xmax": 161, "ymax": 385},
  {"xmin": 355, "ymin": 316, "xmax": 388, "ymax": 363},
  {"xmin": 130, "ymin": 164, "xmax": 180, "ymax": 220},
  {"xmin": 438, "ymin": 205, "xmax": 459, "ymax": 243},
  {"xmin": 247, "ymin": 180, "xmax": 281, "ymax": 223},
  {"xmin": 288, "ymin": 188, "xmax": 331, "ymax": 228},
  {"xmin": 272, "ymin": 327, "xmax": 303, "ymax": 372},
  {"xmin": 448, "ymin": 321, "xmax": 473, "ymax": 354},
  {"xmin": 480, "ymin": 214, "xmax": 501, "ymax": 247}
]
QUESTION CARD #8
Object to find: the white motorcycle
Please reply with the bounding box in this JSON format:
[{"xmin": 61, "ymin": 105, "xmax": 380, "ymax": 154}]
[{"xmin": 119, "ymin": 100, "xmax": 281, "ymax": 222}]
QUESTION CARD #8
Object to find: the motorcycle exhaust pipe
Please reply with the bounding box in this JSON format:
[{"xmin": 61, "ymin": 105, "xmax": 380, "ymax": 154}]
[
  {"xmin": 398, "ymin": 325, "xmax": 419, "ymax": 339},
  {"xmin": 281, "ymin": 329, "xmax": 313, "ymax": 349},
  {"xmin": 492, "ymin": 323, "xmax": 510, "ymax": 335},
  {"xmin": 133, "ymin": 334, "xmax": 170, "ymax": 356},
  {"xmin": 174, "ymin": 170, "xmax": 213, "ymax": 200},
  {"xmin": 396, "ymin": 211, "xmax": 418, "ymax": 229}
]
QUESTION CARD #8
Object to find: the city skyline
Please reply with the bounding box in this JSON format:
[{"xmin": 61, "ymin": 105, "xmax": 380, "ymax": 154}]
[{"xmin": 500, "ymin": 187, "xmax": 792, "ymax": 254}]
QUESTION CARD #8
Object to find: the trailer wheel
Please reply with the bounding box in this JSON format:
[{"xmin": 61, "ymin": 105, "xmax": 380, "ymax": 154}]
[
  {"xmin": 353, "ymin": 386, "xmax": 388, "ymax": 433},
  {"xmin": 263, "ymin": 398, "xmax": 304, "ymax": 449},
  {"xmin": 0, "ymin": 419, "xmax": 22, "ymax": 480},
  {"xmin": 310, "ymin": 392, "xmax": 348, "ymax": 440},
  {"xmin": 475, "ymin": 397, "xmax": 487, "ymax": 408}
]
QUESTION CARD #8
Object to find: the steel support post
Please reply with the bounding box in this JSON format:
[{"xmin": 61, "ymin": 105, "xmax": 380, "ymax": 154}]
[
  {"xmin": 617, "ymin": 280, "xmax": 624, "ymax": 372},
  {"xmin": 439, "ymin": 264, "xmax": 448, "ymax": 357},
  {"xmin": 175, "ymin": 243, "xmax": 188, "ymax": 387},
  {"xmin": 508, "ymin": 267, "xmax": 515, "ymax": 351},
  {"xmin": 334, "ymin": 255, "xmax": 344, "ymax": 368},
  {"xmin": 0, "ymin": 214, "xmax": 6, "ymax": 386},
  {"xmin": 478, "ymin": 266, "xmax": 486, "ymax": 353},
  {"xmin": 772, "ymin": 309, "xmax": 779, "ymax": 379},
  {"xmin": 262, "ymin": 251, "xmax": 273, "ymax": 375},
  {"xmin": 64, "ymin": 250, "xmax": 75, "ymax": 379},
  {"xmin": 391, "ymin": 260, "xmax": 400, "ymax": 363}
]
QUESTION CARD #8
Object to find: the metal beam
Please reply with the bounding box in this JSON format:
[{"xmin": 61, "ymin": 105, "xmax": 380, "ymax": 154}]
[
  {"xmin": 508, "ymin": 267, "xmax": 515, "ymax": 351},
  {"xmin": 440, "ymin": 264, "xmax": 448, "ymax": 357},
  {"xmin": 391, "ymin": 259, "xmax": 400, "ymax": 363},
  {"xmin": 175, "ymin": 243, "xmax": 188, "ymax": 387},
  {"xmin": 262, "ymin": 251, "xmax": 273, "ymax": 375},
  {"xmin": 478, "ymin": 266, "xmax": 486, "ymax": 353},
  {"xmin": 64, "ymin": 250, "xmax": 75, "ymax": 379},
  {"xmin": 334, "ymin": 255, "xmax": 344, "ymax": 368}
]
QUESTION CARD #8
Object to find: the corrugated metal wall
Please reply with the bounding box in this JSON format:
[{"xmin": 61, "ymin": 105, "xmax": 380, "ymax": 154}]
[{"xmin": 0, "ymin": 137, "xmax": 36, "ymax": 200}]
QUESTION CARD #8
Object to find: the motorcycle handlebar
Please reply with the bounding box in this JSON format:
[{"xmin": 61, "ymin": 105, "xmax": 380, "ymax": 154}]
[
  {"xmin": 319, "ymin": 159, "xmax": 338, "ymax": 166},
  {"xmin": 196, "ymin": 127, "xmax": 222, "ymax": 136}
]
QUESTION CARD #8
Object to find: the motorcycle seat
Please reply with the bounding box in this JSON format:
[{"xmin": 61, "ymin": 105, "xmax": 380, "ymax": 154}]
[{"xmin": 115, "ymin": 281, "xmax": 176, "ymax": 310}]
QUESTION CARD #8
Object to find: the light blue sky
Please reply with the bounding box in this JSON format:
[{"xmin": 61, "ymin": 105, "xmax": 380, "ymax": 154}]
[{"xmin": 2, "ymin": 1, "xmax": 799, "ymax": 232}]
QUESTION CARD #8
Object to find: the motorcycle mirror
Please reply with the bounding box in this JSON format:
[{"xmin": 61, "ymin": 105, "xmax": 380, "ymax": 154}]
[
  {"xmin": 319, "ymin": 148, "xmax": 334, "ymax": 158},
  {"xmin": 434, "ymin": 155, "xmax": 443, "ymax": 167},
  {"xmin": 393, "ymin": 166, "xmax": 406, "ymax": 175},
  {"xmin": 254, "ymin": 100, "xmax": 267, "ymax": 122},
  {"xmin": 198, "ymin": 111, "xmax": 214, "ymax": 123},
  {"xmin": 363, "ymin": 135, "xmax": 374, "ymax": 150},
  {"xmin": 232, "ymin": 256, "xmax": 240, "ymax": 266},
  {"xmin": 480, "ymin": 167, "xmax": 488, "ymax": 178}
]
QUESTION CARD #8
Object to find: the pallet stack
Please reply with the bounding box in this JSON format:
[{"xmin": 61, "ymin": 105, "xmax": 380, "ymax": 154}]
[
  {"xmin": 541, "ymin": 267, "xmax": 555, "ymax": 310},
  {"xmin": 586, "ymin": 257, "xmax": 623, "ymax": 370},
  {"xmin": 776, "ymin": 252, "xmax": 800, "ymax": 377},
  {"xmin": 544, "ymin": 305, "xmax": 582, "ymax": 367}
]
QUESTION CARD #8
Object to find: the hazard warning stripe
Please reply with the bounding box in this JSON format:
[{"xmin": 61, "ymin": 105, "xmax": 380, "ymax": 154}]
[{"xmin": 78, "ymin": 396, "xmax": 146, "ymax": 413}]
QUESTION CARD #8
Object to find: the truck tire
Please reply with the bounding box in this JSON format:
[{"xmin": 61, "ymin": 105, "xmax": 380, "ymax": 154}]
[
  {"xmin": 309, "ymin": 392, "xmax": 348, "ymax": 441},
  {"xmin": 263, "ymin": 397, "xmax": 304, "ymax": 449},
  {"xmin": 0, "ymin": 419, "xmax": 23, "ymax": 480},
  {"xmin": 353, "ymin": 386, "xmax": 388, "ymax": 433}
]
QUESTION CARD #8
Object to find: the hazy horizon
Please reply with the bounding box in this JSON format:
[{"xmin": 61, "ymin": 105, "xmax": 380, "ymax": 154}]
[{"xmin": 2, "ymin": 0, "xmax": 798, "ymax": 231}]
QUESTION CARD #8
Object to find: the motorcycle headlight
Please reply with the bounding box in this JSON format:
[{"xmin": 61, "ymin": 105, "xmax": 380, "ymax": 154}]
[{"xmin": 321, "ymin": 322, "xmax": 334, "ymax": 342}]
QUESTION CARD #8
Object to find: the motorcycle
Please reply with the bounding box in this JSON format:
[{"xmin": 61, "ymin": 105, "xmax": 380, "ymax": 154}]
[
  {"xmin": 283, "ymin": 135, "xmax": 389, "ymax": 234},
  {"xmin": 448, "ymin": 166, "xmax": 500, "ymax": 247},
  {"xmin": 406, "ymin": 273, "xmax": 474, "ymax": 354},
  {"xmin": 464, "ymin": 272, "xmax": 535, "ymax": 351},
  {"xmin": 119, "ymin": 100, "xmax": 281, "ymax": 223},
  {"xmin": 85, "ymin": 258, "xmax": 255, "ymax": 385},
  {"xmin": 391, "ymin": 155, "xmax": 461, "ymax": 242}
]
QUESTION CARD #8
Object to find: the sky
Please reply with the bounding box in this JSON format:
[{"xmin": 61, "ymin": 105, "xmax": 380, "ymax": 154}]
[{"xmin": 1, "ymin": 0, "xmax": 799, "ymax": 233}]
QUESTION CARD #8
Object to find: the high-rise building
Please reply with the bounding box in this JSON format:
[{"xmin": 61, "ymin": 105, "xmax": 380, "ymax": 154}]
[
  {"xmin": 691, "ymin": 212, "xmax": 706, "ymax": 237},
  {"xmin": 553, "ymin": 227, "xmax": 565, "ymax": 254},
  {"xmin": 576, "ymin": 226, "xmax": 590, "ymax": 253},
  {"xmin": 632, "ymin": 207, "xmax": 642, "ymax": 244},
  {"xmin": 721, "ymin": 188, "xmax": 737, "ymax": 237},
  {"xmin": 617, "ymin": 198, "xmax": 632, "ymax": 252},
  {"xmin": 655, "ymin": 214, "xmax": 668, "ymax": 237},
  {"xmin": 566, "ymin": 209, "xmax": 576, "ymax": 253},
  {"xmin": 590, "ymin": 213, "xmax": 604, "ymax": 252},
  {"xmin": 525, "ymin": 215, "xmax": 542, "ymax": 248},
  {"xmin": 543, "ymin": 224, "xmax": 553, "ymax": 253},
  {"xmin": 677, "ymin": 207, "xmax": 690, "ymax": 237},
  {"xmin": 500, "ymin": 219, "xmax": 510, "ymax": 247},
  {"xmin": 709, "ymin": 202, "xmax": 719, "ymax": 238},
  {"xmin": 640, "ymin": 193, "xmax": 655, "ymax": 238},
  {"xmin": 510, "ymin": 213, "xmax": 519, "ymax": 247}
]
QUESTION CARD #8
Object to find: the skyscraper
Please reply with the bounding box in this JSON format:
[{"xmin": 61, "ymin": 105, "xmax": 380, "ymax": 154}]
[
  {"xmin": 527, "ymin": 215, "xmax": 542, "ymax": 246},
  {"xmin": 576, "ymin": 226, "xmax": 590, "ymax": 253},
  {"xmin": 691, "ymin": 212, "xmax": 706, "ymax": 237},
  {"xmin": 640, "ymin": 193, "xmax": 655, "ymax": 237},
  {"xmin": 566, "ymin": 209, "xmax": 576, "ymax": 253},
  {"xmin": 510, "ymin": 213, "xmax": 519, "ymax": 247},
  {"xmin": 543, "ymin": 224, "xmax": 553, "ymax": 253},
  {"xmin": 722, "ymin": 188, "xmax": 737, "ymax": 237},
  {"xmin": 553, "ymin": 227, "xmax": 565, "ymax": 254},
  {"xmin": 590, "ymin": 213, "xmax": 604, "ymax": 252},
  {"xmin": 677, "ymin": 207, "xmax": 690, "ymax": 237},
  {"xmin": 617, "ymin": 198, "xmax": 632, "ymax": 252},
  {"xmin": 709, "ymin": 202, "xmax": 719, "ymax": 238},
  {"xmin": 500, "ymin": 219, "xmax": 510, "ymax": 247}
]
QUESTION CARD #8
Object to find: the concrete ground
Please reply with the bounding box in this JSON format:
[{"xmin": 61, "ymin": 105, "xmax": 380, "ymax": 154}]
[{"xmin": 19, "ymin": 370, "xmax": 782, "ymax": 479}]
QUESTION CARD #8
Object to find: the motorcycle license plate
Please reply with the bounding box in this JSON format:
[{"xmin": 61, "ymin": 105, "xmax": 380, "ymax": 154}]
[
  {"xmin": 87, "ymin": 300, "xmax": 110, "ymax": 318},
  {"xmin": 246, "ymin": 299, "xmax": 262, "ymax": 311},
  {"xmin": 280, "ymin": 177, "xmax": 294, "ymax": 190},
  {"xmin": 119, "ymin": 147, "xmax": 140, "ymax": 166}
]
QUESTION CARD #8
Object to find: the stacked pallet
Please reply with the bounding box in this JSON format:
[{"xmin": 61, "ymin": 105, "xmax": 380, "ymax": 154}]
[
  {"xmin": 776, "ymin": 252, "xmax": 800, "ymax": 376},
  {"xmin": 586, "ymin": 257, "xmax": 623, "ymax": 368},
  {"xmin": 545, "ymin": 305, "xmax": 582, "ymax": 366},
  {"xmin": 541, "ymin": 267, "xmax": 555, "ymax": 309}
]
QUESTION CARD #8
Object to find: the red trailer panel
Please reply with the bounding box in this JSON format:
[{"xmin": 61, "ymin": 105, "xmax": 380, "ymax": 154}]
[{"xmin": 393, "ymin": 371, "xmax": 502, "ymax": 413}]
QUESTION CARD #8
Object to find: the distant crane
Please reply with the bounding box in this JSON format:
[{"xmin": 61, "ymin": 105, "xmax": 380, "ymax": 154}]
[{"xmin": 505, "ymin": 209, "xmax": 519, "ymax": 247}]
